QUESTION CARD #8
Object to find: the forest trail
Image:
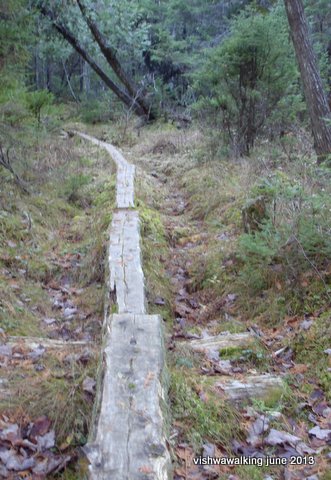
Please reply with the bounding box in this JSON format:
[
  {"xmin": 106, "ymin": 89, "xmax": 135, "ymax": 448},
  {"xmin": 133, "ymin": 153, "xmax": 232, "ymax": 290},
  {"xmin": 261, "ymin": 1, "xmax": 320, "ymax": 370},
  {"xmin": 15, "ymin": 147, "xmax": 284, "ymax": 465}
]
[
  {"xmin": 75, "ymin": 133, "xmax": 170, "ymax": 480},
  {"xmin": 123, "ymin": 136, "xmax": 323, "ymax": 480},
  {"xmin": 157, "ymin": 180, "xmax": 283, "ymax": 404}
]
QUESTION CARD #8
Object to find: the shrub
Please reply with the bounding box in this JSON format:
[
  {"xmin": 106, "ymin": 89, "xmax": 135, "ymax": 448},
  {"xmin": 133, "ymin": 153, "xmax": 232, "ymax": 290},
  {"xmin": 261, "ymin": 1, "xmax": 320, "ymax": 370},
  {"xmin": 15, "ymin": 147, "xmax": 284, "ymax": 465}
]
[
  {"xmin": 194, "ymin": 3, "xmax": 303, "ymax": 155},
  {"xmin": 64, "ymin": 173, "xmax": 92, "ymax": 204},
  {"xmin": 237, "ymin": 172, "xmax": 331, "ymax": 314},
  {"xmin": 24, "ymin": 90, "xmax": 54, "ymax": 126},
  {"xmin": 79, "ymin": 99, "xmax": 113, "ymax": 124}
]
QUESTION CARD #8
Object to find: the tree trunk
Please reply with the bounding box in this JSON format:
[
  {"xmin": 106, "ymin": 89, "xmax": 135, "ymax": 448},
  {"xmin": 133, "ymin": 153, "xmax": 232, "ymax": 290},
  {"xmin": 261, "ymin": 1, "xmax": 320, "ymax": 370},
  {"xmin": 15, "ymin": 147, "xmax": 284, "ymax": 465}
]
[
  {"xmin": 38, "ymin": 5, "xmax": 148, "ymax": 117},
  {"xmin": 76, "ymin": 0, "xmax": 154, "ymax": 119},
  {"xmin": 284, "ymin": 0, "xmax": 331, "ymax": 163}
]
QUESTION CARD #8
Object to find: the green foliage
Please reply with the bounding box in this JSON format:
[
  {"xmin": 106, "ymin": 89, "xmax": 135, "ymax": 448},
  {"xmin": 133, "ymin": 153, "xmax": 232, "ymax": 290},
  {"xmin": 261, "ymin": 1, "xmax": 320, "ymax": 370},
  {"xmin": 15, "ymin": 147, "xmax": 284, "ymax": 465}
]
[
  {"xmin": 64, "ymin": 173, "xmax": 92, "ymax": 203},
  {"xmin": 24, "ymin": 89, "xmax": 54, "ymax": 126},
  {"xmin": 237, "ymin": 172, "xmax": 331, "ymax": 316},
  {"xmin": 170, "ymin": 370, "xmax": 242, "ymax": 448},
  {"xmin": 79, "ymin": 98, "xmax": 113, "ymax": 124},
  {"xmin": 194, "ymin": 3, "xmax": 302, "ymax": 155},
  {"xmin": 292, "ymin": 311, "xmax": 331, "ymax": 400}
]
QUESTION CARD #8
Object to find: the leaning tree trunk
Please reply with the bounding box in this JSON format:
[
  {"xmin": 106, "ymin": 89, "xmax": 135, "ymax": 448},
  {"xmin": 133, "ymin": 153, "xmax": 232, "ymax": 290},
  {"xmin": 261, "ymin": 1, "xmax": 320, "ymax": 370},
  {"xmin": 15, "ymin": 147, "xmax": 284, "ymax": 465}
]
[
  {"xmin": 76, "ymin": 0, "xmax": 154, "ymax": 119},
  {"xmin": 38, "ymin": 5, "xmax": 148, "ymax": 118},
  {"xmin": 284, "ymin": 0, "xmax": 331, "ymax": 163}
]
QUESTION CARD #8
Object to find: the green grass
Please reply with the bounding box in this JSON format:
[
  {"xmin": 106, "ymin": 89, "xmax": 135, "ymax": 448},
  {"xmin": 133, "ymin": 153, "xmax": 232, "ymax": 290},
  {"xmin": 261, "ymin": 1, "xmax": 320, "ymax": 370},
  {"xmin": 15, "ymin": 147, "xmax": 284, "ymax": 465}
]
[
  {"xmin": 170, "ymin": 369, "xmax": 243, "ymax": 451},
  {"xmin": 292, "ymin": 310, "xmax": 331, "ymax": 400},
  {"xmin": 0, "ymin": 118, "xmax": 117, "ymax": 480}
]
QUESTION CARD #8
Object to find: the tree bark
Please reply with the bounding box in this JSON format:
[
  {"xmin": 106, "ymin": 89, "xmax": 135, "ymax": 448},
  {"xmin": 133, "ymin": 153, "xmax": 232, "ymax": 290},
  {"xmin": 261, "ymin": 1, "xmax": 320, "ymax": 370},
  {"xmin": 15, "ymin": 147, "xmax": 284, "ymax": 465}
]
[
  {"xmin": 284, "ymin": 0, "xmax": 331, "ymax": 163},
  {"xmin": 76, "ymin": 0, "xmax": 153, "ymax": 119},
  {"xmin": 38, "ymin": 4, "xmax": 148, "ymax": 117}
]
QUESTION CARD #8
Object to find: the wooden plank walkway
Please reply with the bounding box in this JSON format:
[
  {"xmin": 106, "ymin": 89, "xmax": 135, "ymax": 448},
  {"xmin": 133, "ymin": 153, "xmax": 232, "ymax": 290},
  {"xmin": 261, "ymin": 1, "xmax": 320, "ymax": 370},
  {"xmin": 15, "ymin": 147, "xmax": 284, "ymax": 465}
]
[
  {"xmin": 75, "ymin": 132, "xmax": 170, "ymax": 480},
  {"xmin": 109, "ymin": 210, "xmax": 145, "ymax": 314}
]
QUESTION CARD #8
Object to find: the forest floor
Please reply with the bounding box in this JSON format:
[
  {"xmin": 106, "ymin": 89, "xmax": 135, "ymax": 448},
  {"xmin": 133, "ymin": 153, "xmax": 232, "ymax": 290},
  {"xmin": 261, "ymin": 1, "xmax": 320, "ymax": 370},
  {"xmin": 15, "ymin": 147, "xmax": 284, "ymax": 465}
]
[
  {"xmin": 0, "ymin": 119, "xmax": 330, "ymax": 480},
  {"xmin": 119, "ymin": 122, "xmax": 331, "ymax": 480}
]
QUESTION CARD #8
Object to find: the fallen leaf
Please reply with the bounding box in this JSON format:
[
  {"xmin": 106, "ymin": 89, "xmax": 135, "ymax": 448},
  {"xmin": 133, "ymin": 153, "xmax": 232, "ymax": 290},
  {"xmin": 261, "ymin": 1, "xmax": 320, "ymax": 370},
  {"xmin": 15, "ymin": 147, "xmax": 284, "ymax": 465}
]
[
  {"xmin": 0, "ymin": 424, "xmax": 21, "ymax": 444},
  {"xmin": 154, "ymin": 297, "xmax": 165, "ymax": 306},
  {"xmin": 265, "ymin": 429, "xmax": 301, "ymax": 447},
  {"xmin": 247, "ymin": 415, "xmax": 269, "ymax": 446},
  {"xmin": 36, "ymin": 430, "xmax": 55, "ymax": 451},
  {"xmin": 139, "ymin": 465, "xmax": 154, "ymax": 474},
  {"xmin": 308, "ymin": 426, "xmax": 331, "ymax": 440},
  {"xmin": 29, "ymin": 417, "xmax": 51, "ymax": 439},
  {"xmin": 144, "ymin": 372, "xmax": 155, "ymax": 388},
  {"xmin": 289, "ymin": 364, "xmax": 308, "ymax": 374}
]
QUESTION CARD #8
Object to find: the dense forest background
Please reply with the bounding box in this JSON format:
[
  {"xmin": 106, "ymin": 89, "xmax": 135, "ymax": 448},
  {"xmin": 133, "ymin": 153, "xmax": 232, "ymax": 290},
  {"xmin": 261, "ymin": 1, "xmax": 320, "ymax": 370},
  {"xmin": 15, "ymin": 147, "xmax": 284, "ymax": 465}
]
[{"xmin": 1, "ymin": 0, "xmax": 331, "ymax": 154}]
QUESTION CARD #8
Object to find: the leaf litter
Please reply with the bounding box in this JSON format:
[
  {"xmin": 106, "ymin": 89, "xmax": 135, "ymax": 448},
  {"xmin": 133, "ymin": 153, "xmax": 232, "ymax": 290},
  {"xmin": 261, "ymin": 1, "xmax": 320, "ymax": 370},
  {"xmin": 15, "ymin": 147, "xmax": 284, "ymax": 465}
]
[{"xmin": 0, "ymin": 415, "xmax": 71, "ymax": 478}]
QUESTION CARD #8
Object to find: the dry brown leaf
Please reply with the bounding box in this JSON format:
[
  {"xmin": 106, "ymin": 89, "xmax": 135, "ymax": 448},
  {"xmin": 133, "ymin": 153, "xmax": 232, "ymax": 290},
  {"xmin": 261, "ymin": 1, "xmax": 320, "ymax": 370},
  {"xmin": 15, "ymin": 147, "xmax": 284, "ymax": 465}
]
[
  {"xmin": 139, "ymin": 465, "xmax": 154, "ymax": 474},
  {"xmin": 144, "ymin": 371, "xmax": 155, "ymax": 388},
  {"xmin": 290, "ymin": 364, "xmax": 308, "ymax": 374}
]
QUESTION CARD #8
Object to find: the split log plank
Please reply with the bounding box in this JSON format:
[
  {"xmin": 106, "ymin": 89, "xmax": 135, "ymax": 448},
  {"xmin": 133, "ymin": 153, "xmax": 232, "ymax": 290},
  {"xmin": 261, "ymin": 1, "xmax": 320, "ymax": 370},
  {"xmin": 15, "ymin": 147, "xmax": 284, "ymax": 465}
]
[
  {"xmin": 85, "ymin": 314, "xmax": 170, "ymax": 480},
  {"xmin": 74, "ymin": 132, "xmax": 135, "ymax": 208},
  {"xmin": 189, "ymin": 332, "xmax": 255, "ymax": 352},
  {"xmin": 109, "ymin": 210, "xmax": 145, "ymax": 314},
  {"xmin": 214, "ymin": 374, "xmax": 284, "ymax": 402},
  {"xmin": 75, "ymin": 132, "xmax": 171, "ymax": 480}
]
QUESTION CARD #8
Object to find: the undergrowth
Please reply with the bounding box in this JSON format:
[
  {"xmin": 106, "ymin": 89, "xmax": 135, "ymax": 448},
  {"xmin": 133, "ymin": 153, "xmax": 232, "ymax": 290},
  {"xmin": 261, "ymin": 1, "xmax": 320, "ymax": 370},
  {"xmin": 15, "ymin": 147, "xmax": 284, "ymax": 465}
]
[
  {"xmin": 0, "ymin": 114, "xmax": 117, "ymax": 479},
  {"xmin": 170, "ymin": 369, "xmax": 243, "ymax": 450}
]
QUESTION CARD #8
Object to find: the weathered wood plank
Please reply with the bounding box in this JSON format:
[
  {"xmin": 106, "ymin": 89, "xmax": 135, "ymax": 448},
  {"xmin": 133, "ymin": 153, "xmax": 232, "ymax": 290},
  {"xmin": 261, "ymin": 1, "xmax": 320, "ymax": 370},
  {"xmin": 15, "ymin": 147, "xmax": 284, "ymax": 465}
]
[
  {"xmin": 189, "ymin": 332, "xmax": 255, "ymax": 352},
  {"xmin": 85, "ymin": 314, "xmax": 170, "ymax": 480},
  {"xmin": 75, "ymin": 132, "xmax": 170, "ymax": 479},
  {"xmin": 214, "ymin": 374, "xmax": 283, "ymax": 402},
  {"xmin": 75, "ymin": 132, "xmax": 135, "ymax": 208},
  {"xmin": 109, "ymin": 210, "xmax": 145, "ymax": 314},
  {"xmin": 5, "ymin": 336, "xmax": 91, "ymax": 349}
]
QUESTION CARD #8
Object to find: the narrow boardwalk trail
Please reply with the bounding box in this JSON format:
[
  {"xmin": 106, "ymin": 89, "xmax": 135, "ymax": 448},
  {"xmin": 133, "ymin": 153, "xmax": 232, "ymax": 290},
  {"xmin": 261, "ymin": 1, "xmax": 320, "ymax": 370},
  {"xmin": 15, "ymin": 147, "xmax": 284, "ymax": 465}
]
[{"xmin": 75, "ymin": 133, "xmax": 170, "ymax": 480}]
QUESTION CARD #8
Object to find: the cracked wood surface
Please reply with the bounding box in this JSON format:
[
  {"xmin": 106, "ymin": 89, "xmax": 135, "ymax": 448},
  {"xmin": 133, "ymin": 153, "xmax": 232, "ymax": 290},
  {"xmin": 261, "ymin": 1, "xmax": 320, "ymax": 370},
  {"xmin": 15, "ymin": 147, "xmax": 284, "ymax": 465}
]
[
  {"xmin": 109, "ymin": 210, "xmax": 145, "ymax": 314},
  {"xmin": 76, "ymin": 132, "xmax": 170, "ymax": 480},
  {"xmin": 85, "ymin": 314, "xmax": 169, "ymax": 480}
]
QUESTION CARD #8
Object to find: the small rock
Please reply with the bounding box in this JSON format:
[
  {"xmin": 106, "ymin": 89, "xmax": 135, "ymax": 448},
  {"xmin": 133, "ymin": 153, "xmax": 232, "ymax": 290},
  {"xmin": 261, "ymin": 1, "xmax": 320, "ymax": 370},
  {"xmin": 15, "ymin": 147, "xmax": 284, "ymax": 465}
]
[
  {"xmin": 300, "ymin": 319, "xmax": 313, "ymax": 330},
  {"xmin": 216, "ymin": 232, "xmax": 229, "ymax": 241},
  {"xmin": 63, "ymin": 307, "xmax": 77, "ymax": 319},
  {"xmin": 203, "ymin": 443, "xmax": 215, "ymax": 457},
  {"xmin": 188, "ymin": 298, "xmax": 199, "ymax": 309},
  {"xmin": 265, "ymin": 429, "xmax": 301, "ymax": 447},
  {"xmin": 34, "ymin": 364, "xmax": 45, "ymax": 372},
  {"xmin": 52, "ymin": 299, "xmax": 63, "ymax": 309},
  {"xmin": 0, "ymin": 345, "xmax": 12, "ymax": 357},
  {"xmin": 154, "ymin": 296, "xmax": 165, "ymax": 306},
  {"xmin": 28, "ymin": 346, "xmax": 45, "ymax": 360},
  {"xmin": 247, "ymin": 415, "xmax": 269, "ymax": 446},
  {"xmin": 216, "ymin": 360, "xmax": 232, "ymax": 374},
  {"xmin": 227, "ymin": 293, "xmax": 237, "ymax": 302},
  {"xmin": 323, "ymin": 349, "xmax": 331, "ymax": 355},
  {"xmin": 43, "ymin": 318, "xmax": 57, "ymax": 325},
  {"xmin": 83, "ymin": 377, "xmax": 96, "ymax": 394}
]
